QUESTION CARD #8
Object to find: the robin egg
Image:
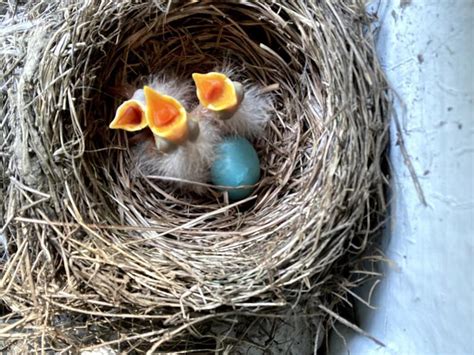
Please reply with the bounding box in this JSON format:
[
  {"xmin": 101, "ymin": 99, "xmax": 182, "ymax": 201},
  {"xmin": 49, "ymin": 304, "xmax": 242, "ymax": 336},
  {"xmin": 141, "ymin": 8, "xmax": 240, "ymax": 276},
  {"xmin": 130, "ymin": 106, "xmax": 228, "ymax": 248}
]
[{"xmin": 211, "ymin": 137, "xmax": 261, "ymax": 201}]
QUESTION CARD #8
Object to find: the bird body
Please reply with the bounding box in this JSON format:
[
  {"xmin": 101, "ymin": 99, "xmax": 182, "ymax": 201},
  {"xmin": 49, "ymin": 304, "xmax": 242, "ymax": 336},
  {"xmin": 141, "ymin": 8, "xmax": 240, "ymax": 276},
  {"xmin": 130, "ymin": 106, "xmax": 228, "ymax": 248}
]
[
  {"xmin": 210, "ymin": 83, "xmax": 271, "ymax": 139},
  {"xmin": 192, "ymin": 69, "xmax": 272, "ymax": 140},
  {"xmin": 132, "ymin": 120, "xmax": 219, "ymax": 193}
]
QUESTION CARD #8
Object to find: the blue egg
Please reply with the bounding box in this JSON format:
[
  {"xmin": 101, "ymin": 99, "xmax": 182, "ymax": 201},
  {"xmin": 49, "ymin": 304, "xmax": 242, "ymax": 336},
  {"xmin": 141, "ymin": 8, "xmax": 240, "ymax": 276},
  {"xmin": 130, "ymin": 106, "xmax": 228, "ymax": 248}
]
[{"xmin": 211, "ymin": 137, "xmax": 261, "ymax": 201}]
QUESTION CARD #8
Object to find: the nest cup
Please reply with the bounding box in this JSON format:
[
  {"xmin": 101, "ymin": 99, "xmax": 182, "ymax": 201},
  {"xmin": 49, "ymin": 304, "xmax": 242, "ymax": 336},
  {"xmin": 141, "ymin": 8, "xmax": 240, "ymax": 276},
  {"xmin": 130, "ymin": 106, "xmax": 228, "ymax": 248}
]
[{"xmin": 0, "ymin": 1, "xmax": 389, "ymax": 353}]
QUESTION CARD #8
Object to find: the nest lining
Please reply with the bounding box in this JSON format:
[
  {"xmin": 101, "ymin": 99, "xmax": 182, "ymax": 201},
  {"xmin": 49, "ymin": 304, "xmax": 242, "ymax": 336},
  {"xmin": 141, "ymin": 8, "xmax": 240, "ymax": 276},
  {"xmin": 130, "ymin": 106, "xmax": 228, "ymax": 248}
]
[{"xmin": 0, "ymin": 0, "xmax": 389, "ymax": 353}]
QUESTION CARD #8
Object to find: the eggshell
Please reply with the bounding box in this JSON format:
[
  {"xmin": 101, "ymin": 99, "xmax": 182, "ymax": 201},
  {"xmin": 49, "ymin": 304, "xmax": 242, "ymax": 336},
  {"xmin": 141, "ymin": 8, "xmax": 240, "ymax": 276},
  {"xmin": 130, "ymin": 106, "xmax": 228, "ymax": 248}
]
[{"xmin": 211, "ymin": 137, "xmax": 260, "ymax": 201}]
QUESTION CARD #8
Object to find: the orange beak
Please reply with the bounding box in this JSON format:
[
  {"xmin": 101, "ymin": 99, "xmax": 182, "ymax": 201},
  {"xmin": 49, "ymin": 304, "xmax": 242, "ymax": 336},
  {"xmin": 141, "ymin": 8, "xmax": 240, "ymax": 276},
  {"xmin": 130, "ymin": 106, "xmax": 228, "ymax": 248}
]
[
  {"xmin": 192, "ymin": 72, "xmax": 239, "ymax": 112},
  {"xmin": 109, "ymin": 100, "xmax": 147, "ymax": 131},
  {"xmin": 144, "ymin": 86, "xmax": 188, "ymax": 144}
]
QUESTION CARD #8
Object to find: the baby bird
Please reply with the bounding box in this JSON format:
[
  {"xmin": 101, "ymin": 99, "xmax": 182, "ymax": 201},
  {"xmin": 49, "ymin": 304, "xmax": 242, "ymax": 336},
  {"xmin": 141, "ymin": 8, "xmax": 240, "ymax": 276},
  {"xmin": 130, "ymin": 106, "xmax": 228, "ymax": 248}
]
[
  {"xmin": 109, "ymin": 71, "xmax": 271, "ymax": 195},
  {"xmin": 192, "ymin": 69, "xmax": 272, "ymax": 139},
  {"xmin": 109, "ymin": 78, "xmax": 220, "ymax": 193}
]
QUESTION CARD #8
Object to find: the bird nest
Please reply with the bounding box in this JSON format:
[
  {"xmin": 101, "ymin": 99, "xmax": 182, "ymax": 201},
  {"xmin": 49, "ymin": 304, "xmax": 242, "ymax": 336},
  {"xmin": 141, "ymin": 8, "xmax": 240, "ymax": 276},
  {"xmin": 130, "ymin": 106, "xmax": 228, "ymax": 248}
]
[{"xmin": 0, "ymin": 1, "xmax": 389, "ymax": 353}]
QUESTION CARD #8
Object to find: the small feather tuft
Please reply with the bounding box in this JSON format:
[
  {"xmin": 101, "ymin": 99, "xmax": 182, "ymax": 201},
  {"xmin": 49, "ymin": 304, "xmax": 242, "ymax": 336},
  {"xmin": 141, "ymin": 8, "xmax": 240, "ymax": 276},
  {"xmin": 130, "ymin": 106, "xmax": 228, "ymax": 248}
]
[
  {"xmin": 130, "ymin": 76, "xmax": 194, "ymax": 109},
  {"xmin": 219, "ymin": 84, "xmax": 273, "ymax": 139}
]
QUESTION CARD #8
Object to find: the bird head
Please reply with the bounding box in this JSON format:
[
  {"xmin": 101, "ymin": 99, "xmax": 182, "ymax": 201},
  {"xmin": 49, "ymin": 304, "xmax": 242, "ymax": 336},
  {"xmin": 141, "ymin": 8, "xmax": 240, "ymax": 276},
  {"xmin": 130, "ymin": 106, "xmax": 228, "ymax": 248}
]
[
  {"xmin": 192, "ymin": 72, "xmax": 244, "ymax": 120},
  {"xmin": 110, "ymin": 86, "xmax": 198, "ymax": 152},
  {"xmin": 109, "ymin": 99, "xmax": 147, "ymax": 132},
  {"xmin": 143, "ymin": 85, "xmax": 190, "ymax": 146}
]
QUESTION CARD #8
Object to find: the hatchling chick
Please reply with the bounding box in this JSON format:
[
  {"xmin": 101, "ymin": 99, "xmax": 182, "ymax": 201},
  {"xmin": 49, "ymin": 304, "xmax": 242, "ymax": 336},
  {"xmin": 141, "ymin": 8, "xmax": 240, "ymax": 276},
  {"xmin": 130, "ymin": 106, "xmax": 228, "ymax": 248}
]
[
  {"xmin": 192, "ymin": 68, "xmax": 273, "ymax": 139},
  {"xmin": 109, "ymin": 77, "xmax": 220, "ymax": 193}
]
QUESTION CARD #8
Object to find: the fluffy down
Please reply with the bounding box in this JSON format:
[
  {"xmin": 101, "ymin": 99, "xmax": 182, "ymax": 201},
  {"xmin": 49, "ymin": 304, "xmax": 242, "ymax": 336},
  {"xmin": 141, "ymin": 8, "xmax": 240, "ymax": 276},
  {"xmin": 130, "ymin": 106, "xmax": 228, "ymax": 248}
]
[
  {"xmin": 132, "ymin": 76, "xmax": 194, "ymax": 110},
  {"xmin": 216, "ymin": 84, "xmax": 272, "ymax": 139},
  {"xmin": 130, "ymin": 120, "xmax": 221, "ymax": 194}
]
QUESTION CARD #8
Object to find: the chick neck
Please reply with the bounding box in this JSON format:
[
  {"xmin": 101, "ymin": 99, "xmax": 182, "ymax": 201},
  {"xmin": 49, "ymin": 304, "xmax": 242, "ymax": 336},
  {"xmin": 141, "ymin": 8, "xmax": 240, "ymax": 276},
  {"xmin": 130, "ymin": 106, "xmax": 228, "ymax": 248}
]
[
  {"xmin": 213, "ymin": 81, "xmax": 245, "ymax": 121},
  {"xmin": 152, "ymin": 116, "xmax": 200, "ymax": 153}
]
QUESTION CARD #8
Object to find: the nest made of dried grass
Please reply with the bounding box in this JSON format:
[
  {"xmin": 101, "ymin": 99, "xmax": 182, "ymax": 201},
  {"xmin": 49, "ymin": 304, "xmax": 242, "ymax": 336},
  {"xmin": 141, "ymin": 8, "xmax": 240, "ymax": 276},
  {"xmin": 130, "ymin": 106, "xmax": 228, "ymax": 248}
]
[{"xmin": 0, "ymin": 0, "xmax": 389, "ymax": 353}]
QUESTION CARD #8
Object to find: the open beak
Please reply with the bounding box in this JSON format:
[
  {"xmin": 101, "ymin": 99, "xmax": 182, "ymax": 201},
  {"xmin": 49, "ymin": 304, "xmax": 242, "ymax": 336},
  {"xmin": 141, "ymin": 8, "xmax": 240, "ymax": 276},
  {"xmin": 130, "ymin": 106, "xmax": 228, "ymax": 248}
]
[
  {"xmin": 144, "ymin": 86, "xmax": 189, "ymax": 145},
  {"xmin": 109, "ymin": 100, "xmax": 147, "ymax": 131},
  {"xmin": 192, "ymin": 72, "xmax": 244, "ymax": 119}
]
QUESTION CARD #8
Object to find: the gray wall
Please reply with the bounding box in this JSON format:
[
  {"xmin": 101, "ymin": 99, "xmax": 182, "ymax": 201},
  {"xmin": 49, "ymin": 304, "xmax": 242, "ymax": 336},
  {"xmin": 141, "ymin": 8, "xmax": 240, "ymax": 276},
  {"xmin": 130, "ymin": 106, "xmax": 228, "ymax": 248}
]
[{"xmin": 333, "ymin": 0, "xmax": 474, "ymax": 354}]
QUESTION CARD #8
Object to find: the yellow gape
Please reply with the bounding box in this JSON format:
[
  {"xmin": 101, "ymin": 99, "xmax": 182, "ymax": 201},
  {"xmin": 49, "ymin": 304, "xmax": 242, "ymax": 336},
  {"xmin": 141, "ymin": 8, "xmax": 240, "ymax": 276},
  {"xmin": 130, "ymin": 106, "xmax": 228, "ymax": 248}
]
[
  {"xmin": 144, "ymin": 86, "xmax": 189, "ymax": 144},
  {"xmin": 192, "ymin": 72, "xmax": 238, "ymax": 111},
  {"xmin": 109, "ymin": 100, "xmax": 147, "ymax": 131}
]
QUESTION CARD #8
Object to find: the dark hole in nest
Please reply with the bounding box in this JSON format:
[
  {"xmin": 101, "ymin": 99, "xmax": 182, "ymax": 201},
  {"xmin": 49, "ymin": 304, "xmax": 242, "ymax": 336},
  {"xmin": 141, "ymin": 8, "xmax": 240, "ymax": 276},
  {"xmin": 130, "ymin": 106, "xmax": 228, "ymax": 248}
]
[{"xmin": 79, "ymin": 3, "xmax": 310, "ymax": 220}]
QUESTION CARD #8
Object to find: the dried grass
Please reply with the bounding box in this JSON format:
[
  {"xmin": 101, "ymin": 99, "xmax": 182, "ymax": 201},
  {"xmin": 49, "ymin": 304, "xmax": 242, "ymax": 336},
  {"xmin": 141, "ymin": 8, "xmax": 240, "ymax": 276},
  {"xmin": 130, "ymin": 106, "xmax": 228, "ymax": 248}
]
[{"xmin": 0, "ymin": 0, "xmax": 389, "ymax": 353}]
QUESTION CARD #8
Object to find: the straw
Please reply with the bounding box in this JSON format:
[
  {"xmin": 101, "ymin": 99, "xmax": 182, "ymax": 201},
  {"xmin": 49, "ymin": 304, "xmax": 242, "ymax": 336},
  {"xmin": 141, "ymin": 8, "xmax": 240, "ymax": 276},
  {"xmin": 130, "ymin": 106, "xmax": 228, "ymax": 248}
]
[{"xmin": 0, "ymin": 0, "xmax": 389, "ymax": 352}]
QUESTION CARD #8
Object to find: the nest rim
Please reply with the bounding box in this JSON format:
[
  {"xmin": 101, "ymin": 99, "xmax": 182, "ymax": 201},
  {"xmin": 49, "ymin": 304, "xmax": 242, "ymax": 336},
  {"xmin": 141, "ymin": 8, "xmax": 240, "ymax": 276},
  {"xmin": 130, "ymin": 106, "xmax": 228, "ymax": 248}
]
[{"xmin": 0, "ymin": 0, "xmax": 389, "ymax": 352}]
